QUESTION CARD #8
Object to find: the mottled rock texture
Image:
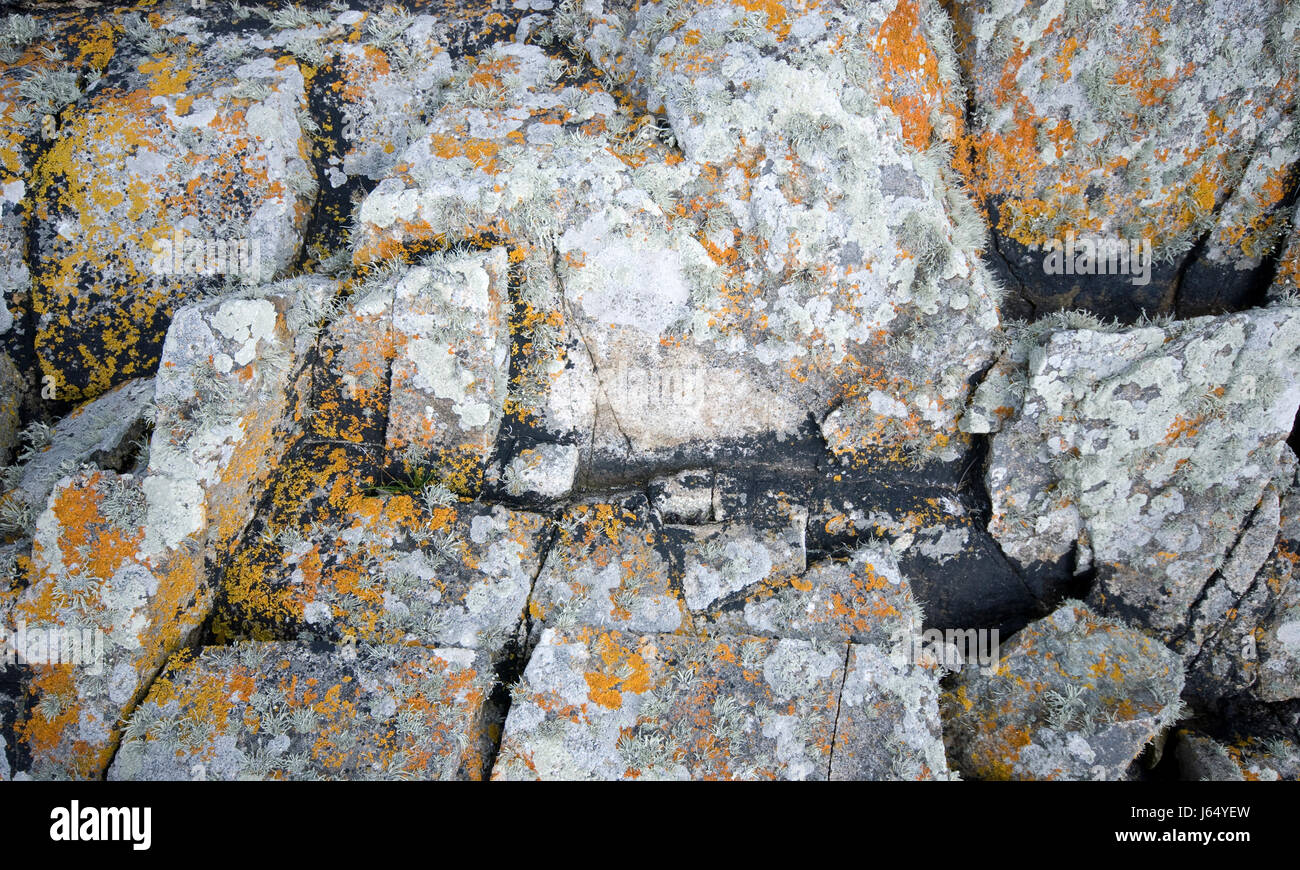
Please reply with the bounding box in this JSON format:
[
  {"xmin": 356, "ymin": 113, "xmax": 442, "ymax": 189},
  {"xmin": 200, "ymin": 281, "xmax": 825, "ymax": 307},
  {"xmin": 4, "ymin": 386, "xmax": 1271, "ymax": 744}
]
[{"xmin": 0, "ymin": 0, "xmax": 1297, "ymax": 781}]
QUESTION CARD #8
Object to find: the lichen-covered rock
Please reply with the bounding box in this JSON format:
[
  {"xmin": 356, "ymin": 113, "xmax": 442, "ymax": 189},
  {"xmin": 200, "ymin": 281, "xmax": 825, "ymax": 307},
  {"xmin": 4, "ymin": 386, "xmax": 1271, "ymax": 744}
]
[
  {"xmin": 699, "ymin": 537, "xmax": 920, "ymax": 646},
  {"xmin": 506, "ymin": 527, "xmax": 952, "ymax": 779},
  {"xmin": 832, "ymin": 642, "xmax": 953, "ymax": 780},
  {"xmin": 529, "ymin": 494, "xmax": 682, "ymax": 637},
  {"xmin": 1246, "ymin": 457, "xmax": 1300, "ymax": 702},
  {"xmin": 0, "ymin": 352, "xmax": 22, "ymax": 466},
  {"xmin": 952, "ymin": 0, "xmax": 1299, "ymax": 319},
  {"xmin": 489, "ymin": 441, "xmax": 581, "ymax": 502},
  {"xmin": 1175, "ymin": 448, "xmax": 1300, "ymax": 704},
  {"xmin": 943, "ymin": 602, "xmax": 1184, "ymax": 780},
  {"xmin": 978, "ymin": 308, "xmax": 1300, "ymax": 662},
  {"xmin": 215, "ymin": 456, "xmax": 548, "ymax": 660},
  {"xmin": 386, "ymin": 248, "xmax": 511, "ymax": 495},
  {"xmin": 30, "ymin": 12, "xmax": 316, "ymax": 401},
  {"xmin": 1, "ymin": 10, "xmax": 122, "ymax": 427},
  {"xmin": 1174, "ymin": 729, "xmax": 1300, "ymax": 781},
  {"xmin": 109, "ymin": 641, "xmax": 497, "ymax": 781},
  {"xmin": 1270, "ymin": 205, "xmax": 1300, "ymax": 301},
  {"xmin": 12, "ymin": 289, "xmax": 311, "ymax": 778},
  {"xmin": 648, "ymin": 469, "xmax": 714, "ymax": 523},
  {"xmin": 13, "ymin": 376, "xmax": 152, "ymax": 515},
  {"xmin": 351, "ymin": 0, "xmax": 1002, "ymax": 479},
  {"xmin": 665, "ymin": 505, "xmax": 807, "ymax": 613},
  {"xmin": 494, "ymin": 628, "xmax": 845, "ymax": 780}
]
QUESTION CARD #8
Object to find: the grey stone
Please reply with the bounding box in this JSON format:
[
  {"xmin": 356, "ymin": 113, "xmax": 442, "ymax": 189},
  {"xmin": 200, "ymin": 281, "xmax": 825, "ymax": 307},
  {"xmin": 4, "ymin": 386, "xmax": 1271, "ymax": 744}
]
[
  {"xmin": 16, "ymin": 377, "xmax": 153, "ymax": 514},
  {"xmin": 943, "ymin": 601, "xmax": 1185, "ymax": 780},
  {"xmin": 109, "ymin": 642, "xmax": 497, "ymax": 781}
]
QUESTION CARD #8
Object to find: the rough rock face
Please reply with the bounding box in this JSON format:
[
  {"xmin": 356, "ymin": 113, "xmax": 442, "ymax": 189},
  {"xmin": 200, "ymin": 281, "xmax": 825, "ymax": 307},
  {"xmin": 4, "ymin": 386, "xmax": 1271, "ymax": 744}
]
[
  {"xmin": 973, "ymin": 306, "xmax": 1300, "ymax": 696},
  {"xmin": 350, "ymin": 0, "xmax": 1002, "ymax": 477},
  {"xmin": 109, "ymin": 642, "xmax": 497, "ymax": 781},
  {"xmin": 13, "ymin": 376, "xmax": 152, "ymax": 514},
  {"xmin": 943, "ymin": 602, "xmax": 1185, "ymax": 780},
  {"xmin": 9, "ymin": 289, "xmax": 311, "ymax": 778},
  {"xmin": 1, "ymin": 1, "xmax": 1298, "ymax": 781},
  {"xmin": 499, "ymin": 538, "xmax": 951, "ymax": 780},
  {"xmin": 30, "ymin": 22, "xmax": 316, "ymax": 402},
  {"xmin": 951, "ymin": 0, "xmax": 1299, "ymax": 320},
  {"xmin": 1174, "ymin": 729, "xmax": 1300, "ymax": 781}
]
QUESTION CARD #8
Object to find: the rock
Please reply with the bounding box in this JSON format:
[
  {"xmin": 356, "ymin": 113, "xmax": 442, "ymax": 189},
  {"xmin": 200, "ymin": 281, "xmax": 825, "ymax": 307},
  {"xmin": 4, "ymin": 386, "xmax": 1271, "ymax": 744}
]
[
  {"xmin": 648, "ymin": 469, "xmax": 714, "ymax": 523},
  {"xmin": 493, "ymin": 628, "xmax": 846, "ymax": 780},
  {"xmin": 1270, "ymin": 206, "xmax": 1300, "ymax": 300},
  {"xmin": 328, "ymin": 10, "xmax": 452, "ymax": 182},
  {"xmin": 109, "ymin": 641, "xmax": 497, "ymax": 781},
  {"xmin": 978, "ymin": 308, "xmax": 1300, "ymax": 661},
  {"xmin": 665, "ymin": 505, "xmax": 807, "ymax": 613},
  {"xmin": 351, "ymin": 0, "xmax": 1002, "ymax": 481},
  {"xmin": 12, "ymin": 288, "xmax": 311, "ymax": 778},
  {"xmin": 386, "ymin": 248, "xmax": 511, "ymax": 495},
  {"xmin": 30, "ymin": 13, "xmax": 315, "ymax": 401},
  {"xmin": 490, "ymin": 441, "xmax": 580, "ymax": 502},
  {"xmin": 943, "ymin": 601, "xmax": 1185, "ymax": 780},
  {"xmin": 1174, "ymin": 729, "xmax": 1300, "ymax": 781},
  {"xmin": 215, "ymin": 453, "xmax": 548, "ymax": 661},
  {"xmin": 952, "ymin": 0, "xmax": 1299, "ymax": 320},
  {"xmin": 1251, "ymin": 460, "xmax": 1300, "ymax": 702},
  {"xmin": 1174, "ymin": 730, "xmax": 1248, "ymax": 781},
  {"xmin": 301, "ymin": 279, "xmax": 393, "ymax": 447},
  {"xmin": 1, "ymin": 10, "xmax": 121, "ymax": 436},
  {"xmin": 13, "ymin": 377, "xmax": 153, "ymax": 514},
  {"xmin": 699, "ymin": 538, "xmax": 919, "ymax": 646},
  {"xmin": 832, "ymin": 641, "xmax": 953, "ymax": 780},
  {"xmin": 529, "ymin": 493, "xmax": 682, "ymax": 638}
]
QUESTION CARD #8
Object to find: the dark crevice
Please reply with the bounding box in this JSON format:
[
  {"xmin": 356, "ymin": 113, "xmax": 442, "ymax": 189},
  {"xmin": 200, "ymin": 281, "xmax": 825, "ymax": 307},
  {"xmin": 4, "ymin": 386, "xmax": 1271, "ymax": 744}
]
[
  {"xmin": 824, "ymin": 641, "xmax": 853, "ymax": 780},
  {"xmin": 1166, "ymin": 494, "xmax": 1267, "ymax": 653}
]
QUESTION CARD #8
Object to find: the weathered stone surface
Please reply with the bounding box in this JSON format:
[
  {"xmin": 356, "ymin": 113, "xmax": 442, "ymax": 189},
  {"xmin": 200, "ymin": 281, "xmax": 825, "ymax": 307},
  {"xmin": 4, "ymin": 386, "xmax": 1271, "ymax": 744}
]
[
  {"xmin": 978, "ymin": 309, "xmax": 1300, "ymax": 656},
  {"xmin": 490, "ymin": 441, "xmax": 580, "ymax": 501},
  {"xmin": 109, "ymin": 641, "xmax": 496, "ymax": 781},
  {"xmin": 386, "ymin": 248, "xmax": 511, "ymax": 494},
  {"xmin": 9, "ymin": 0, "xmax": 1299, "ymax": 782},
  {"xmin": 301, "ymin": 280, "xmax": 394, "ymax": 447},
  {"xmin": 494, "ymin": 628, "xmax": 845, "ymax": 780},
  {"xmin": 505, "ymin": 526, "xmax": 952, "ymax": 779},
  {"xmin": 0, "ymin": 352, "xmax": 21, "ymax": 467},
  {"xmin": 1271, "ymin": 205, "xmax": 1300, "ymax": 300},
  {"xmin": 943, "ymin": 602, "xmax": 1184, "ymax": 780},
  {"xmin": 953, "ymin": 0, "xmax": 1298, "ymax": 320},
  {"xmin": 1174, "ymin": 729, "xmax": 1300, "ymax": 781},
  {"xmin": 648, "ymin": 469, "xmax": 714, "ymax": 523},
  {"xmin": 11, "ymin": 289, "xmax": 311, "ymax": 778},
  {"xmin": 666, "ymin": 506, "xmax": 807, "ymax": 613},
  {"xmin": 699, "ymin": 538, "xmax": 919, "ymax": 646},
  {"xmin": 529, "ymin": 493, "xmax": 682, "ymax": 637},
  {"xmin": 216, "ymin": 459, "xmax": 548, "ymax": 660},
  {"xmin": 30, "ymin": 11, "xmax": 315, "ymax": 401},
  {"xmin": 1247, "ymin": 459, "xmax": 1300, "ymax": 702},
  {"xmin": 1174, "ymin": 730, "xmax": 1248, "ymax": 781},
  {"xmin": 14, "ymin": 376, "xmax": 152, "ymax": 514},
  {"xmin": 352, "ymin": 0, "xmax": 1002, "ymax": 480},
  {"xmin": 832, "ymin": 641, "xmax": 953, "ymax": 780}
]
